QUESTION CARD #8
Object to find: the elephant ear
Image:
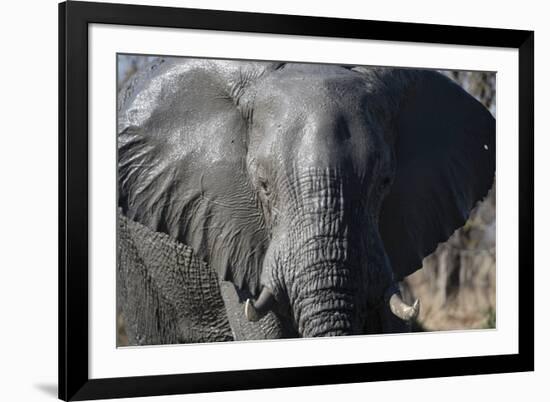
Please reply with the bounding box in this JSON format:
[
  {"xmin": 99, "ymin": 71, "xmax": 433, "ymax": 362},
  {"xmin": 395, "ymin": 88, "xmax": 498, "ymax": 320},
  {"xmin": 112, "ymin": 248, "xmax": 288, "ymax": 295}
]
[
  {"xmin": 378, "ymin": 70, "xmax": 495, "ymax": 281},
  {"xmin": 118, "ymin": 57, "xmax": 274, "ymax": 297}
]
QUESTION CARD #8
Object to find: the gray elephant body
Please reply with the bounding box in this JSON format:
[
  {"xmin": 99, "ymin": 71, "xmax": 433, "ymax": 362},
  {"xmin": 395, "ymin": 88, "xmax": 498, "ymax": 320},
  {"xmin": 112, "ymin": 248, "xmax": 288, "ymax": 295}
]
[{"xmin": 117, "ymin": 58, "xmax": 495, "ymax": 343}]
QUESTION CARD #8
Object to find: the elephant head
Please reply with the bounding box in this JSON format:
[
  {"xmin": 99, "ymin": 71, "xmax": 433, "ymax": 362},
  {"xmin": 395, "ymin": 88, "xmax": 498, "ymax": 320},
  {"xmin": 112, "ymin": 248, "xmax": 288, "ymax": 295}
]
[{"xmin": 118, "ymin": 58, "xmax": 495, "ymax": 339}]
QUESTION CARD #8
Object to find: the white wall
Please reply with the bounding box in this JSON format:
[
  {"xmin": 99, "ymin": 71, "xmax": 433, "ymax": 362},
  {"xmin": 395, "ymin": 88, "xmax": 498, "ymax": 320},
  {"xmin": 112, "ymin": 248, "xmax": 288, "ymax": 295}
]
[{"xmin": 0, "ymin": 0, "xmax": 546, "ymax": 401}]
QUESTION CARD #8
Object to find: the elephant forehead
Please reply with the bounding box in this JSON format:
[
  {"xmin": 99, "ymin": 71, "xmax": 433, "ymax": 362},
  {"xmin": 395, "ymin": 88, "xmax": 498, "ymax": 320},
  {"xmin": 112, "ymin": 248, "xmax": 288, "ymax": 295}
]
[
  {"xmin": 251, "ymin": 70, "xmax": 383, "ymax": 157},
  {"xmin": 256, "ymin": 70, "xmax": 367, "ymax": 112}
]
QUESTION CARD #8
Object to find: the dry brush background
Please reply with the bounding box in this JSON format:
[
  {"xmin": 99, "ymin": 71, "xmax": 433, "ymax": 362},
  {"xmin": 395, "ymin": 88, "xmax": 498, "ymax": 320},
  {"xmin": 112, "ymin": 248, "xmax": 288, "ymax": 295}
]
[{"xmin": 117, "ymin": 57, "xmax": 496, "ymax": 343}]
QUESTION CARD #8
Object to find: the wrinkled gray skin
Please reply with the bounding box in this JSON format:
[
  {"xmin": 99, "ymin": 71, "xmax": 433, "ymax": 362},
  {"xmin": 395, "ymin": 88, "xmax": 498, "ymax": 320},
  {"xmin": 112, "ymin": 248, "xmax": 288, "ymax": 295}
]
[{"xmin": 117, "ymin": 58, "xmax": 495, "ymax": 342}]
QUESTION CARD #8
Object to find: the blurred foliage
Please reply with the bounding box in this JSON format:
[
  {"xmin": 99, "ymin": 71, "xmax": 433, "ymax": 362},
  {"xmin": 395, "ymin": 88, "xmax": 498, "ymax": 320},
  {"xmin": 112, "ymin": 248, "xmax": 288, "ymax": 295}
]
[{"xmin": 483, "ymin": 308, "xmax": 497, "ymax": 329}]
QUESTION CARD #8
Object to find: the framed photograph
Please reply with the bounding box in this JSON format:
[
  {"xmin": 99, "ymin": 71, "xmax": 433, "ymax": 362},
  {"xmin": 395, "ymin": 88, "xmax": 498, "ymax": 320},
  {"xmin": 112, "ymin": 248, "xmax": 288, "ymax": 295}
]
[{"xmin": 59, "ymin": 1, "xmax": 534, "ymax": 400}]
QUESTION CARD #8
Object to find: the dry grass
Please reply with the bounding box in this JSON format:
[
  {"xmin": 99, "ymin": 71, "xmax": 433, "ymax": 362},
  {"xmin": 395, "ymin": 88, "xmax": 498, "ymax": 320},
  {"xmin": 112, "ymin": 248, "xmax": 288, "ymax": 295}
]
[{"xmin": 404, "ymin": 251, "xmax": 496, "ymax": 331}]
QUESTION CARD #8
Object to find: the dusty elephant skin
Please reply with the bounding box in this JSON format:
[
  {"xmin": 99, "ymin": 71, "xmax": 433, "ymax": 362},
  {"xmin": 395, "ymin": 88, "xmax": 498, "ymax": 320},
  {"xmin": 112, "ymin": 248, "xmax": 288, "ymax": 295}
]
[{"xmin": 117, "ymin": 58, "xmax": 495, "ymax": 344}]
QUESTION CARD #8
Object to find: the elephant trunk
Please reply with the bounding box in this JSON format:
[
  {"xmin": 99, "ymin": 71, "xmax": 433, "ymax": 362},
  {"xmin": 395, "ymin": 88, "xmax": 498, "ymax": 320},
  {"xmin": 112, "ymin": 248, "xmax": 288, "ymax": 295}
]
[
  {"xmin": 247, "ymin": 168, "xmax": 370, "ymax": 336},
  {"xmin": 292, "ymin": 264, "xmax": 356, "ymax": 337},
  {"xmin": 284, "ymin": 169, "xmax": 362, "ymax": 337},
  {"xmin": 288, "ymin": 227, "xmax": 360, "ymax": 337}
]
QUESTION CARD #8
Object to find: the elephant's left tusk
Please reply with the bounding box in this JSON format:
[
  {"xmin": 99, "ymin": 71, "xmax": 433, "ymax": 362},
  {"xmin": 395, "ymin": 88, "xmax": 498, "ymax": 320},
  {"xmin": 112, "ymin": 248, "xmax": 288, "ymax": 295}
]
[
  {"xmin": 388, "ymin": 293, "xmax": 420, "ymax": 321},
  {"xmin": 245, "ymin": 299, "xmax": 260, "ymax": 322},
  {"xmin": 245, "ymin": 287, "xmax": 275, "ymax": 322}
]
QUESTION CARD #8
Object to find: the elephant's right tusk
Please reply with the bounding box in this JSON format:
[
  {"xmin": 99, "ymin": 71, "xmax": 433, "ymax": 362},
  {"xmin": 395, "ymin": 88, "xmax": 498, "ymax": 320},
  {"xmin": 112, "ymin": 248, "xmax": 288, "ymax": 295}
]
[
  {"xmin": 244, "ymin": 287, "xmax": 275, "ymax": 322},
  {"xmin": 388, "ymin": 293, "xmax": 420, "ymax": 321}
]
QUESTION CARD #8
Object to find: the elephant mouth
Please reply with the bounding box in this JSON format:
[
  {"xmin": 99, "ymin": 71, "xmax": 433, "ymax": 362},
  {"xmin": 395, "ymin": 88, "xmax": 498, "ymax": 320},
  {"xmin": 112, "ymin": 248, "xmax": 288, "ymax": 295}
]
[{"xmin": 244, "ymin": 284, "xmax": 419, "ymax": 334}]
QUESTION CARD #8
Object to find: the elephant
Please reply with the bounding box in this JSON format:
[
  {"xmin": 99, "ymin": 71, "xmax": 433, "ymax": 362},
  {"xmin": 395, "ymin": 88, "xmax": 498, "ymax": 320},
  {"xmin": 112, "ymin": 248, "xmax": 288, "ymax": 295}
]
[{"xmin": 116, "ymin": 57, "xmax": 495, "ymax": 345}]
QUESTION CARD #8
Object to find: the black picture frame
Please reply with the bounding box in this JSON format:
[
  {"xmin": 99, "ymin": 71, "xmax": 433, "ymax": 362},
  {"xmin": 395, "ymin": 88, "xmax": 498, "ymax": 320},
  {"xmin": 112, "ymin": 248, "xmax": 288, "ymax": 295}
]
[{"xmin": 59, "ymin": 1, "xmax": 534, "ymax": 400}]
